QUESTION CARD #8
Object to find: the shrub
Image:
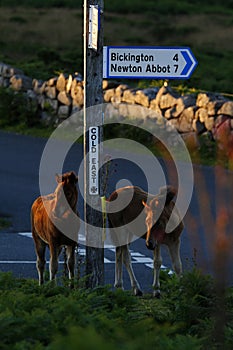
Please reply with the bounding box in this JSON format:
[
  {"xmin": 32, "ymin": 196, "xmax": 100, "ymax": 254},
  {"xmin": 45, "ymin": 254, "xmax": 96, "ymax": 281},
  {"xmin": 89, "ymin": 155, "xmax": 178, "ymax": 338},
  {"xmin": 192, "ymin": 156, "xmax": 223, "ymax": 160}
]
[
  {"xmin": 0, "ymin": 271, "xmax": 232, "ymax": 349},
  {"xmin": 0, "ymin": 88, "xmax": 40, "ymax": 128}
]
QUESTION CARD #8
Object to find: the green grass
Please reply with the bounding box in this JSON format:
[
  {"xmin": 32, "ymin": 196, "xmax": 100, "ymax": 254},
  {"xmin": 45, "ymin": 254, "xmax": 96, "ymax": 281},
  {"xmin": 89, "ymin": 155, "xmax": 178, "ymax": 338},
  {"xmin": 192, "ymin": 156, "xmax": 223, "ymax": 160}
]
[{"xmin": 0, "ymin": 269, "xmax": 232, "ymax": 349}]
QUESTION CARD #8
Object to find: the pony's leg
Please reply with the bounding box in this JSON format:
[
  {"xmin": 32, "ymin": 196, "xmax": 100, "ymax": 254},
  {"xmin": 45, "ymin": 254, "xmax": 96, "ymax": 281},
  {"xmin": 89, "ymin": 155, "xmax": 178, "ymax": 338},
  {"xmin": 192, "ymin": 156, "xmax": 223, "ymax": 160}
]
[
  {"xmin": 66, "ymin": 245, "xmax": 76, "ymax": 288},
  {"xmin": 114, "ymin": 246, "xmax": 124, "ymax": 290},
  {"xmin": 122, "ymin": 245, "xmax": 142, "ymax": 296},
  {"xmin": 153, "ymin": 244, "xmax": 162, "ymax": 298},
  {"xmin": 33, "ymin": 234, "xmax": 46, "ymax": 285},
  {"xmin": 168, "ymin": 239, "xmax": 182, "ymax": 276},
  {"xmin": 49, "ymin": 244, "xmax": 60, "ymax": 283}
]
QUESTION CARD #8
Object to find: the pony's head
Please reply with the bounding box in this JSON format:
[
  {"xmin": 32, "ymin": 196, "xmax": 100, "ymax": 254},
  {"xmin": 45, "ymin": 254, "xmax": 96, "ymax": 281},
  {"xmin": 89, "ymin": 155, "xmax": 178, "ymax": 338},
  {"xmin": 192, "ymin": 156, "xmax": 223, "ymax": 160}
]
[
  {"xmin": 142, "ymin": 186, "xmax": 177, "ymax": 250},
  {"xmin": 54, "ymin": 171, "xmax": 78, "ymax": 217}
]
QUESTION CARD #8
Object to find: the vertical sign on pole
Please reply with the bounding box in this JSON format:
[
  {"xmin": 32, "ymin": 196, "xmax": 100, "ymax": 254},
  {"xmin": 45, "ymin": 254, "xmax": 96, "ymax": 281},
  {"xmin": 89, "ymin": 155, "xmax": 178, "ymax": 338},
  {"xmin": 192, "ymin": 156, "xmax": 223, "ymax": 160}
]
[
  {"xmin": 83, "ymin": 0, "xmax": 104, "ymax": 288},
  {"xmin": 88, "ymin": 5, "xmax": 100, "ymax": 51},
  {"xmin": 89, "ymin": 126, "xmax": 99, "ymax": 195}
]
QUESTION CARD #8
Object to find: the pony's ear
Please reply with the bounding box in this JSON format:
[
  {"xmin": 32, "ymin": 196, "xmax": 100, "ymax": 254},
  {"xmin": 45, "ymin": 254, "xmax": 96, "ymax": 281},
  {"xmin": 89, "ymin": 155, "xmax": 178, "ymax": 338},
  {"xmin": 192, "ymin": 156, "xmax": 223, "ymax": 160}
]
[
  {"xmin": 159, "ymin": 186, "xmax": 177, "ymax": 205},
  {"xmin": 142, "ymin": 200, "xmax": 150, "ymax": 209},
  {"xmin": 55, "ymin": 173, "xmax": 63, "ymax": 183},
  {"xmin": 69, "ymin": 171, "xmax": 78, "ymax": 184},
  {"xmin": 151, "ymin": 199, "xmax": 159, "ymax": 209}
]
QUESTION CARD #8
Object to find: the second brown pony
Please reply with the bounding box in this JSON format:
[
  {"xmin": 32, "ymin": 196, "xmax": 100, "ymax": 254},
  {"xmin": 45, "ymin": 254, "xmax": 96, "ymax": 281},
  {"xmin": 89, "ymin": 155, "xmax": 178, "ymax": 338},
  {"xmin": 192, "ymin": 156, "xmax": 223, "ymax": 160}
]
[{"xmin": 107, "ymin": 185, "xmax": 184, "ymax": 297}]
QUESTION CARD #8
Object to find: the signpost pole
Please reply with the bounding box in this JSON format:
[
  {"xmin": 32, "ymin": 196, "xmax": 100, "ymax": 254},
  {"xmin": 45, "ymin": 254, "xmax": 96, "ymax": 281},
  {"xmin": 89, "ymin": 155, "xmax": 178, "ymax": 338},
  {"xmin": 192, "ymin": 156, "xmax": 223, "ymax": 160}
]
[{"xmin": 83, "ymin": 0, "xmax": 104, "ymax": 288}]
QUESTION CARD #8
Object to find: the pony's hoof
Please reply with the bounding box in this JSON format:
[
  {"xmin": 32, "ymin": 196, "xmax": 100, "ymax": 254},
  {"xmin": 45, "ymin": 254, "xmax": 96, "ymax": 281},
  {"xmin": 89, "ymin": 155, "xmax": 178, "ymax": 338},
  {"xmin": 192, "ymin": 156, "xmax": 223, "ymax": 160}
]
[
  {"xmin": 153, "ymin": 290, "xmax": 161, "ymax": 298},
  {"xmin": 114, "ymin": 283, "xmax": 124, "ymax": 291},
  {"xmin": 133, "ymin": 287, "xmax": 143, "ymax": 296},
  {"xmin": 69, "ymin": 283, "xmax": 74, "ymax": 289}
]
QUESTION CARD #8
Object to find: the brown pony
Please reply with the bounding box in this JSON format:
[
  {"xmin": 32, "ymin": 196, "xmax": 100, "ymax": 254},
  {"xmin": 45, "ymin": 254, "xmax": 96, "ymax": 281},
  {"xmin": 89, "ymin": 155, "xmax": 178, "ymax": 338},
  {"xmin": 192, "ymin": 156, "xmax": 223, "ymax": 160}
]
[
  {"xmin": 107, "ymin": 185, "xmax": 184, "ymax": 297},
  {"xmin": 31, "ymin": 171, "xmax": 80, "ymax": 286}
]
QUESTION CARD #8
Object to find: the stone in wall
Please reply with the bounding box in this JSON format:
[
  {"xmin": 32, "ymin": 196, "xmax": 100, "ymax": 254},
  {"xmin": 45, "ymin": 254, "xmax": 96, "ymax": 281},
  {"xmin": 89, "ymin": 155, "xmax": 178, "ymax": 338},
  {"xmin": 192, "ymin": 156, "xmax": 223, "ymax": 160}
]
[
  {"xmin": 204, "ymin": 117, "xmax": 215, "ymax": 131},
  {"xmin": 111, "ymin": 84, "xmax": 129, "ymax": 104},
  {"xmin": 163, "ymin": 94, "xmax": 196, "ymax": 119},
  {"xmin": 115, "ymin": 84, "xmax": 129, "ymax": 98},
  {"xmin": 122, "ymin": 88, "xmax": 139, "ymax": 104},
  {"xmin": 0, "ymin": 62, "xmax": 23, "ymax": 78},
  {"xmin": 57, "ymin": 91, "xmax": 72, "ymax": 106},
  {"xmin": 56, "ymin": 73, "xmax": 67, "ymax": 92},
  {"xmin": 71, "ymin": 105, "xmax": 82, "ymax": 118},
  {"xmin": 66, "ymin": 74, "xmax": 73, "ymax": 93},
  {"xmin": 195, "ymin": 107, "xmax": 209, "ymax": 123},
  {"xmin": 134, "ymin": 87, "xmax": 158, "ymax": 108},
  {"xmin": 174, "ymin": 95, "xmax": 196, "ymax": 117},
  {"xmin": 207, "ymin": 100, "xmax": 225, "ymax": 116},
  {"xmin": 159, "ymin": 89, "xmax": 179, "ymax": 109},
  {"xmin": 104, "ymin": 103, "xmax": 120, "ymax": 121},
  {"xmin": 217, "ymin": 101, "xmax": 233, "ymax": 117},
  {"xmin": 103, "ymin": 88, "xmax": 115, "ymax": 102},
  {"xmin": 1, "ymin": 60, "xmax": 233, "ymax": 155},
  {"xmin": 71, "ymin": 80, "xmax": 83, "ymax": 107},
  {"xmin": 37, "ymin": 95, "xmax": 58, "ymax": 113},
  {"xmin": 10, "ymin": 74, "xmax": 33, "ymax": 91},
  {"xmin": 33, "ymin": 79, "xmax": 46, "ymax": 94},
  {"xmin": 58, "ymin": 105, "xmax": 70, "ymax": 119},
  {"xmin": 196, "ymin": 92, "xmax": 225, "ymax": 108},
  {"xmin": 118, "ymin": 103, "xmax": 156, "ymax": 121},
  {"xmin": 47, "ymin": 77, "xmax": 57, "ymax": 86},
  {"xmin": 178, "ymin": 109, "xmax": 194, "ymax": 133},
  {"xmin": 166, "ymin": 118, "xmax": 180, "ymax": 133},
  {"xmin": 0, "ymin": 76, "xmax": 9, "ymax": 88},
  {"xmin": 45, "ymin": 86, "xmax": 57, "ymax": 100},
  {"xmin": 46, "ymin": 98, "xmax": 58, "ymax": 113},
  {"xmin": 102, "ymin": 80, "xmax": 119, "ymax": 90},
  {"xmin": 192, "ymin": 119, "xmax": 206, "ymax": 134}
]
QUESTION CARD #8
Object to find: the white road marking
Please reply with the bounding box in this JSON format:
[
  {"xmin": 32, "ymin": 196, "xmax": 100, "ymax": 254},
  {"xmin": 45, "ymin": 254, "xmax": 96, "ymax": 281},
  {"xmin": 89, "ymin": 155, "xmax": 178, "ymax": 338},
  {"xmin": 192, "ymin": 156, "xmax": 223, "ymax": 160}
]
[
  {"xmin": 18, "ymin": 232, "xmax": 32, "ymax": 238},
  {"xmin": 0, "ymin": 232, "xmax": 171, "ymax": 272},
  {"xmin": 132, "ymin": 257, "xmax": 153, "ymax": 263},
  {"xmin": 130, "ymin": 252, "xmax": 144, "ymax": 256},
  {"xmin": 0, "ymin": 260, "xmax": 64, "ymax": 264},
  {"xmin": 0, "ymin": 261, "xmax": 36, "ymax": 264}
]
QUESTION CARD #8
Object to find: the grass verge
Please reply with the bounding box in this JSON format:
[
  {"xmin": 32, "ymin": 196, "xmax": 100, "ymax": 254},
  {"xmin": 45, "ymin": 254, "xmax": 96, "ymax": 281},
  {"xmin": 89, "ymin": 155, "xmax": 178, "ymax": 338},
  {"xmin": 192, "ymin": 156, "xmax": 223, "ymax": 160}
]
[{"xmin": 0, "ymin": 269, "xmax": 232, "ymax": 349}]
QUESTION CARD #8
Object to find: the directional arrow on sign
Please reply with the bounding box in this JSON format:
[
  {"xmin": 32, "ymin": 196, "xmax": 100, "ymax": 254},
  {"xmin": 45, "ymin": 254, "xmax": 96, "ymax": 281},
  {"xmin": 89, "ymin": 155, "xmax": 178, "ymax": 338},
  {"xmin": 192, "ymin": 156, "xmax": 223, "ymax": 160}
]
[
  {"xmin": 181, "ymin": 50, "xmax": 195, "ymax": 76},
  {"xmin": 103, "ymin": 46, "xmax": 198, "ymax": 80}
]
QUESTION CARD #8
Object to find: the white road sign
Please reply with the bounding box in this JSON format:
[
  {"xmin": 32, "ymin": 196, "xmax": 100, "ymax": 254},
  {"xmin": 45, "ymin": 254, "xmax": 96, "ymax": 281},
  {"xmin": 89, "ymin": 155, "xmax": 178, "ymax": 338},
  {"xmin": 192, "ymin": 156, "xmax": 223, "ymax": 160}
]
[{"xmin": 103, "ymin": 46, "xmax": 198, "ymax": 79}]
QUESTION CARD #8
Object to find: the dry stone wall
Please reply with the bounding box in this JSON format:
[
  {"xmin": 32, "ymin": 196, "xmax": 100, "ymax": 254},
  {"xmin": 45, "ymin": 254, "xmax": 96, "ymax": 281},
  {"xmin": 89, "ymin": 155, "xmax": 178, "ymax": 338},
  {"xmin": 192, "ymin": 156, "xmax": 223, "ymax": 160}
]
[{"xmin": 1, "ymin": 61, "xmax": 233, "ymax": 153}]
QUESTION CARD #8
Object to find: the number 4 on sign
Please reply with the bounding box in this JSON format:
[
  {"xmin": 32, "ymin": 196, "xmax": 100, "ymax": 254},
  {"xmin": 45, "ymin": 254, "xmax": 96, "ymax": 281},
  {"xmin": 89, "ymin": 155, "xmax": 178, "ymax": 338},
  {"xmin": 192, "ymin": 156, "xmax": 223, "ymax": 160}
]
[{"xmin": 173, "ymin": 53, "xmax": 179, "ymax": 61}]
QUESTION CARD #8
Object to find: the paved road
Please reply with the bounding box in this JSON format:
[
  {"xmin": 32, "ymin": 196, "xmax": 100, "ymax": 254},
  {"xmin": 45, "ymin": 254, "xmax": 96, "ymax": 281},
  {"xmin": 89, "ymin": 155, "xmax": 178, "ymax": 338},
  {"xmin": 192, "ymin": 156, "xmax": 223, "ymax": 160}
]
[
  {"xmin": 0, "ymin": 231, "xmax": 163, "ymax": 292},
  {"xmin": 0, "ymin": 130, "xmax": 232, "ymax": 289}
]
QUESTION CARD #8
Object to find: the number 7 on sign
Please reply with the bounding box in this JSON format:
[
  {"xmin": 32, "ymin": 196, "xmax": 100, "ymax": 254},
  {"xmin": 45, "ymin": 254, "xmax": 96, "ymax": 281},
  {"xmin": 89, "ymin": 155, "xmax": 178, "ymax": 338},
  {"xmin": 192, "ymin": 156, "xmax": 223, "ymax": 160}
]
[{"xmin": 173, "ymin": 53, "xmax": 179, "ymax": 73}]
